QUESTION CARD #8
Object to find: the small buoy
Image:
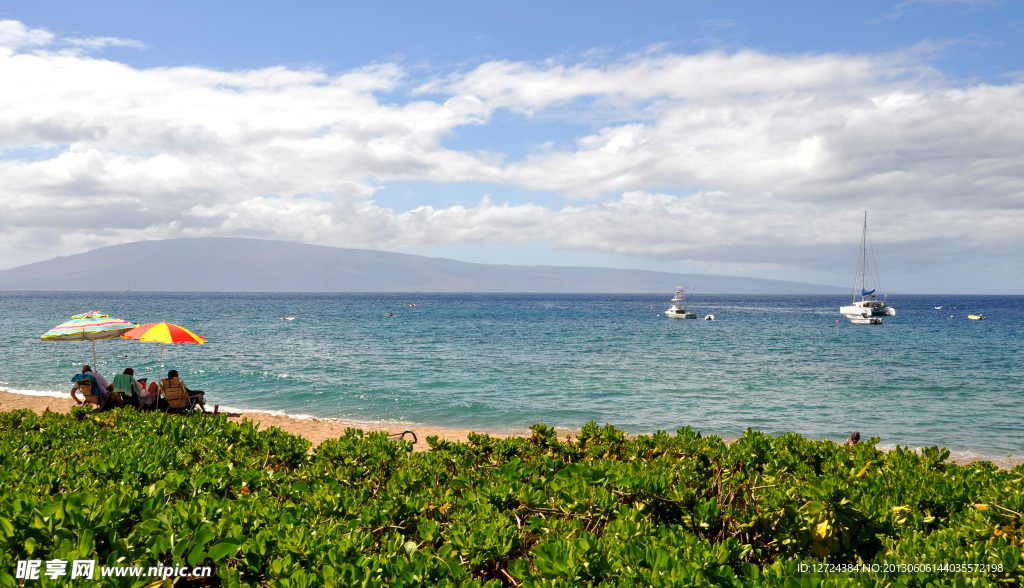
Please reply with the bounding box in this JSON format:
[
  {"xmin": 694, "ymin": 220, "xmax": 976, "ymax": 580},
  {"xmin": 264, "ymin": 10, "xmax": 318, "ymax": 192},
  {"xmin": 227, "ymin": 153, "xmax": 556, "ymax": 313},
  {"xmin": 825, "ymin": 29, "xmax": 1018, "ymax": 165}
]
[
  {"xmin": 950, "ymin": 315, "xmax": 954, "ymax": 318},
  {"xmin": 836, "ymin": 320, "xmax": 840, "ymax": 323}
]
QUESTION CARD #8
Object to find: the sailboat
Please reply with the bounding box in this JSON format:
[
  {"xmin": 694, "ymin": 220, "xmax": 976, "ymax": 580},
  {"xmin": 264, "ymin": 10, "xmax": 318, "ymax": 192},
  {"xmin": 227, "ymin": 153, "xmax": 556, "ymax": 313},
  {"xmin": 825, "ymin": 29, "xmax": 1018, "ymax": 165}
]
[{"xmin": 840, "ymin": 212, "xmax": 895, "ymax": 322}]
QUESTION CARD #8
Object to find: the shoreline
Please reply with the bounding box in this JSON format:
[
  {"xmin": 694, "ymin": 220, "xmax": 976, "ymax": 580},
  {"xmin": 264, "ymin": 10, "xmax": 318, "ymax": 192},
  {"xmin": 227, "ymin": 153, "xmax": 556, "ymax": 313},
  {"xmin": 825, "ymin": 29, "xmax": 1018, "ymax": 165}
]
[
  {"xmin": 0, "ymin": 389, "xmax": 526, "ymax": 451},
  {"xmin": 1, "ymin": 389, "xmax": 1019, "ymax": 468}
]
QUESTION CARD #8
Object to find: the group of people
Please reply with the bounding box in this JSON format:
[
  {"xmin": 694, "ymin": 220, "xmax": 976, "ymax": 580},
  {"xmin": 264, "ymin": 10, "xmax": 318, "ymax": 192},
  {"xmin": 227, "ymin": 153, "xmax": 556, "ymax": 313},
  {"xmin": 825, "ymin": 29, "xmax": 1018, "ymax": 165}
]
[{"xmin": 70, "ymin": 364, "xmax": 206, "ymax": 412}]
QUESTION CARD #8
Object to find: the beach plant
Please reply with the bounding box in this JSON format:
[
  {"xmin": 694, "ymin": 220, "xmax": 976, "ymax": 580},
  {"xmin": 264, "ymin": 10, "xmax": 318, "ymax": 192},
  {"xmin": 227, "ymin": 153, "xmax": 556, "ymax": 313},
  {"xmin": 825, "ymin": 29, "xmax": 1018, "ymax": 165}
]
[{"xmin": 0, "ymin": 410, "xmax": 1021, "ymax": 587}]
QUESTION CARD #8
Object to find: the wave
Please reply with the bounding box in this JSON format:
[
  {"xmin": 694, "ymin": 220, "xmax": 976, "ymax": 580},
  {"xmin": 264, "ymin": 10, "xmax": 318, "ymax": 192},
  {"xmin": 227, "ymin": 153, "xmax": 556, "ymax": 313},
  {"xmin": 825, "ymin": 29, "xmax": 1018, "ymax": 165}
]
[{"xmin": 0, "ymin": 387, "xmax": 67, "ymax": 399}]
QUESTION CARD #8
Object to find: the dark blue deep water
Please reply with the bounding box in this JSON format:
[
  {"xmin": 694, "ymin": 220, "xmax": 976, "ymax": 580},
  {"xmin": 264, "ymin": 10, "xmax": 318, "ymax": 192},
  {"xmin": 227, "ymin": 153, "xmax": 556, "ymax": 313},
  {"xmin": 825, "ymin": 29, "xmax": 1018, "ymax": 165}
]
[{"xmin": 1, "ymin": 292, "xmax": 1021, "ymax": 461}]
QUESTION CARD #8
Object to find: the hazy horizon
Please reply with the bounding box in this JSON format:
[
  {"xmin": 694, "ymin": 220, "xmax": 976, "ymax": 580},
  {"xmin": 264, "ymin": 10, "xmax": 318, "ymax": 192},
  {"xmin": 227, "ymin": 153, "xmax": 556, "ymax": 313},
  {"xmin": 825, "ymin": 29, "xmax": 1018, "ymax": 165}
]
[
  {"xmin": 0, "ymin": 237, "xmax": 857, "ymax": 294},
  {"xmin": 2, "ymin": 235, "xmax": 1019, "ymax": 294}
]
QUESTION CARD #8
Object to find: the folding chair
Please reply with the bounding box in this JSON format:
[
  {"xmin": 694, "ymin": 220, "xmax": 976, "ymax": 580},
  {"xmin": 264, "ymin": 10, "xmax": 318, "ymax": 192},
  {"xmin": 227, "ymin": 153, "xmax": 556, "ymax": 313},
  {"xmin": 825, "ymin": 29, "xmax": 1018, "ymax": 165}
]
[
  {"xmin": 76, "ymin": 379, "xmax": 112, "ymax": 410},
  {"xmin": 160, "ymin": 377, "xmax": 201, "ymax": 415}
]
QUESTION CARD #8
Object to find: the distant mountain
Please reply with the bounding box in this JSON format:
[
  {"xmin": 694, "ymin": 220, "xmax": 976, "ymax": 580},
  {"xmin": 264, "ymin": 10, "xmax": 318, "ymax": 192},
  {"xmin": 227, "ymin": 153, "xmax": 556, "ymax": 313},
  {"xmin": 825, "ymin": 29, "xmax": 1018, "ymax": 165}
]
[{"xmin": 0, "ymin": 238, "xmax": 846, "ymax": 294}]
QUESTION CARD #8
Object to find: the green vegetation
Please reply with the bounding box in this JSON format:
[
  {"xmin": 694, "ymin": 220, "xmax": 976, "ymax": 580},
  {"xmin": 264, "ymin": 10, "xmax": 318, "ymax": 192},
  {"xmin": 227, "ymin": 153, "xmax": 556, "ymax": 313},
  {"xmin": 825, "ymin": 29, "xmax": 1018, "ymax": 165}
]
[{"xmin": 0, "ymin": 409, "xmax": 1021, "ymax": 587}]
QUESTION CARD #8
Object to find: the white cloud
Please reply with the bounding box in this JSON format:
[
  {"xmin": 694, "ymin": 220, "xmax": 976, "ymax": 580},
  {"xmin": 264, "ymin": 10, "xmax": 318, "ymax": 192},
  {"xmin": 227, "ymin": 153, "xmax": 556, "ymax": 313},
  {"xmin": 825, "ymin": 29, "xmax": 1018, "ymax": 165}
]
[
  {"xmin": 873, "ymin": 0, "xmax": 1002, "ymax": 23},
  {"xmin": 419, "ymin": 50, "xmax": 923, "ymax": 113},
  {"xmin": 0, "ymin": 20, "xmax": 54, "ymax": 50},
  {"xmin": 1, "ymin": 20, "xmax": 1023, "ymax": 289},
  {"xmin": 0, "ymin": 19, "xmax": 143, "ymax": 53},
  {"xmin": 66, "ymin": 36, "xmax": 146, "ymax": 51}
]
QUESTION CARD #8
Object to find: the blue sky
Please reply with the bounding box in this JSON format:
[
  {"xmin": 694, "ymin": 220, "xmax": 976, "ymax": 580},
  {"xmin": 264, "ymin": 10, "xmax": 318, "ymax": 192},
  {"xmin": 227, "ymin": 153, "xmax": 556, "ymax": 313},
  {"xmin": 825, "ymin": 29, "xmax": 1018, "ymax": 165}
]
[
  {"xmin": 1, "ymin": 0, "xmax": 1023, "ymax": 292},
  {"xmin": 6, "ymin": 1, "xmax": 1019, "ymax": 77}
]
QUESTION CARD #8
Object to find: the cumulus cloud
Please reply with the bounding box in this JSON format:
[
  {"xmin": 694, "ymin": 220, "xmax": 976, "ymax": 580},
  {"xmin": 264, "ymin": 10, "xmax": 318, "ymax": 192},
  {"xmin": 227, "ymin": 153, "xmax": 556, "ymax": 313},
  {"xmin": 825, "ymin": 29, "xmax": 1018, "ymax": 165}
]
[
  {"xmin": 1, "ymin": 19, "xmax": 1023, "ymax": 289},
  {"xmin": 0, "ymin": 20, "xmax": 54, "ymax": 50}
]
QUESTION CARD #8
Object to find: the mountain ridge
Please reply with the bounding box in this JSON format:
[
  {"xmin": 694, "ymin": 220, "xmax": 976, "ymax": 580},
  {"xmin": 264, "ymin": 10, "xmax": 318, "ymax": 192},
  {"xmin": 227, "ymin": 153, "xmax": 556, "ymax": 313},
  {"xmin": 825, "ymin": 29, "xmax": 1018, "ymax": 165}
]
[{"xmin": 0, "ymin": 238, "xmax": 847, "ymax": 294}]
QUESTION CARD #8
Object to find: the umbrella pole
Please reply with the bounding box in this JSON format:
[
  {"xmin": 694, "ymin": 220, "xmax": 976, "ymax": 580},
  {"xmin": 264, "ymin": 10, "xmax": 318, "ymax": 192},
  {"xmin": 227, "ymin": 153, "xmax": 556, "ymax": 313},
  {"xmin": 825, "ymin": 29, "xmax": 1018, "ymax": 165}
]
[
  {"xmin": 159, "ymin": 342, "xmax": 164, "ymax": 382},
  {"xmin": 92, "ymin": 340, "xmax": 97, "ymax": 368}
]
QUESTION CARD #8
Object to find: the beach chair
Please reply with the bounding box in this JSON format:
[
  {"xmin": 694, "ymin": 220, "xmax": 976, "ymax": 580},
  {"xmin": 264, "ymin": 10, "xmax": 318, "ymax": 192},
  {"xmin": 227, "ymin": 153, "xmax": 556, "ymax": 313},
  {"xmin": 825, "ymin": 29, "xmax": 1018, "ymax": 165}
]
[
  {"xmin": 160, "ymin": 377, "xmax": 203, "ymax": 415},
  {"xmin": 110, "ymin": 373, "xmax": 137, "ymax": 407},
  {"xmin": 76, "ymin": 379, "xmax": 107, "ymax": 409},
  {"xmin": 138, "ymin": 381, "xmax": 159, "ymax": 411},
  {"xmin": 388, "ymin": 430, "xmax": 418, "ymax": 444}
]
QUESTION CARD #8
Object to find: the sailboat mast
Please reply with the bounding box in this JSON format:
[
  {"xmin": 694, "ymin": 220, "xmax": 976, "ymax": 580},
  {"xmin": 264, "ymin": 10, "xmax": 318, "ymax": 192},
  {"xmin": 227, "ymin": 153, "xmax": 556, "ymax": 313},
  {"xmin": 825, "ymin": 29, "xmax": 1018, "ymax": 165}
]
[
  {"xmin": 861, "ymin": 212, "xmax": 868, "ymax": 298},
  {"xmin": 852, "ymin": 211, "xmax": 868, "ymax": 303}
]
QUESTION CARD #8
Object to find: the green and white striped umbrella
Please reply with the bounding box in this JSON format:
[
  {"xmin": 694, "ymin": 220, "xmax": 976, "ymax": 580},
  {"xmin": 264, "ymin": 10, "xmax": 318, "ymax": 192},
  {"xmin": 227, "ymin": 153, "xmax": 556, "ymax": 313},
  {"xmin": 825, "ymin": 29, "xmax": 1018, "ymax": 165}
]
[{"xmin": 41, "ymin": 311, "xmax": 138, "ymax": 367}]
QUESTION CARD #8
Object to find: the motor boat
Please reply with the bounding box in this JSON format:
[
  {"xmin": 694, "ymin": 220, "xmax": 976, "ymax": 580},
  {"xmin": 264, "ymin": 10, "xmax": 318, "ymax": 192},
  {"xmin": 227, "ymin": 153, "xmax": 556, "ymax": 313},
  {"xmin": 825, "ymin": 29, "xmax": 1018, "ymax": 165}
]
[
  {"xmin": 665, "ymin": 287, "xmax": 697, "ymax": 319},
  {"xmin": 846, "ymin": 314, "xmax": 883, "ymax": 325}
]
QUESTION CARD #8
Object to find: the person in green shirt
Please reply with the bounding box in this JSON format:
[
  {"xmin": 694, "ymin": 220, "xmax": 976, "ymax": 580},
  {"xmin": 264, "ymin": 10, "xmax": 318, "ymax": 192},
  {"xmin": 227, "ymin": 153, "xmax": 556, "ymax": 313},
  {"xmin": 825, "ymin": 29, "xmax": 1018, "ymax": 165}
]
[{"xmin": 111, "ymin": 367, "xmax": 143, "ymax": 407}]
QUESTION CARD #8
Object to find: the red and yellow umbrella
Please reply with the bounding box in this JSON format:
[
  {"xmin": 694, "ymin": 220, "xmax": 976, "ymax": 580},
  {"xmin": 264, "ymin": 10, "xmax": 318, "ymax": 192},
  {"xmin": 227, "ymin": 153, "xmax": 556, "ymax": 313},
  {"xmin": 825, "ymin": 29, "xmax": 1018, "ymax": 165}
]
[{"xmin": 121, "ymin": 322, "xmax": 205, "ymax": 381}]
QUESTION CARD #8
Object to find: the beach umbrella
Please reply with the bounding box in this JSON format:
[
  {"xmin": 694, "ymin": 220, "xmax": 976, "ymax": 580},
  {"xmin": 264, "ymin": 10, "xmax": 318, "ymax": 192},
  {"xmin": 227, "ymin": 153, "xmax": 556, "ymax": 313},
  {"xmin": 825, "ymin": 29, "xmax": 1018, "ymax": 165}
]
[
  {"xmin": 121, "ymin": 322, "xmax": 205, "ymax": 382},
  {"xmin": 41, "ymin": 311, "xmax": 138, "ymax": 367}
]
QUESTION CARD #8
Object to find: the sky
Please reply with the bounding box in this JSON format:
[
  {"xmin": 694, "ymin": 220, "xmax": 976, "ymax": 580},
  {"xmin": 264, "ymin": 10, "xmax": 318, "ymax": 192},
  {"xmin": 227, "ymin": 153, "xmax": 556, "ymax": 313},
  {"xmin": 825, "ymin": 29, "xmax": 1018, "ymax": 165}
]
[{"xmin": 1, "ymin": 0, "xmax": 1023, "ymax": 293}]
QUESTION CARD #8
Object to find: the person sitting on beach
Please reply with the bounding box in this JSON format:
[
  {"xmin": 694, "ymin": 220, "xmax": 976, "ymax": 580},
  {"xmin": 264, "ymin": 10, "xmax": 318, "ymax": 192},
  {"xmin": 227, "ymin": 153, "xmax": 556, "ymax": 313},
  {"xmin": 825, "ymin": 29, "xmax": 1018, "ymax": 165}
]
[
  {"xmin": 137, "ymin": 378, "xmax": 159, "ymax": 410},
  {"xmin": 167, "ymin": 369, "xmax": 206, "ymax": 408},
  {"xmin": 110, "ymin": 368, "xmax": 142, "ymax": 407},
  {"xmin": 845, "ymin": 431, "xmax": 861, "ymax": 447},
  {"xmin": 70, "ymin": 365, "xmax": 112, "ymax": 405}
]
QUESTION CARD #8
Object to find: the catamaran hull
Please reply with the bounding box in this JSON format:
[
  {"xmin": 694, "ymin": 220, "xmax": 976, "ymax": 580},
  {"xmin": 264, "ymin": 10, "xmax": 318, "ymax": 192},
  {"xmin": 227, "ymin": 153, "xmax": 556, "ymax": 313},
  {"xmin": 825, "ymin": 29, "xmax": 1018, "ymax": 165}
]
[{"xmin": 840, "ymin": 303, "xmax": 894, "ymax": 317}]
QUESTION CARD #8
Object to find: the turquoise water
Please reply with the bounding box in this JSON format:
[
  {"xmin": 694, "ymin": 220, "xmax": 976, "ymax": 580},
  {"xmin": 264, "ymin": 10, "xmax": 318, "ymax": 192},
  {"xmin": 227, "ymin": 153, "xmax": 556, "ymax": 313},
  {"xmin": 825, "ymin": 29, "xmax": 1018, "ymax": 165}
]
[{"xmin": 1, "ymin": 291, "xmax": 1021, "ymax": 460}]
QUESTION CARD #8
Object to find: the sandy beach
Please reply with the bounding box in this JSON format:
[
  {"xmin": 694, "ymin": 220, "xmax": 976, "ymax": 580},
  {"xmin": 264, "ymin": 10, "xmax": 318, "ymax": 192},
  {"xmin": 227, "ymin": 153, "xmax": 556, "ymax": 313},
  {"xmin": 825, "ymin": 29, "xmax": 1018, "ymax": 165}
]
[
  {"xmin": 1, "ymin": 389, "xmax": 1019, "ymax": 468},
  {"xmin": 0, "ymin": 389, "xmax": 528, "ymax": 452}
]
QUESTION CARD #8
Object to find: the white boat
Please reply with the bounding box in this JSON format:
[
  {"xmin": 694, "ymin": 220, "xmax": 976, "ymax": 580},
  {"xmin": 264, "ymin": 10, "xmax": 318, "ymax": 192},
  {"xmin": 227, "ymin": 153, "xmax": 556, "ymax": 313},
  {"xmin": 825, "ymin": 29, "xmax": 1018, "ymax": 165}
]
[
  {"xmin": 665, "ymin": 286, "xmax": 697, "ymax": 319},
  {"xmin": 839, "ymin": 212, "xmax": 896, "ymax": 319}
]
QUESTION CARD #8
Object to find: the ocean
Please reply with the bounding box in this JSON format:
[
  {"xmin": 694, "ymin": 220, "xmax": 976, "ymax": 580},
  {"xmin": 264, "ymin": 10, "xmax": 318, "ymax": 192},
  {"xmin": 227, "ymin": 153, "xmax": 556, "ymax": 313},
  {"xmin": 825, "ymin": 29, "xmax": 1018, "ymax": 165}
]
[{"xmin": 1, "ymin": 291, "xmax": 1021, "ymax": 462}]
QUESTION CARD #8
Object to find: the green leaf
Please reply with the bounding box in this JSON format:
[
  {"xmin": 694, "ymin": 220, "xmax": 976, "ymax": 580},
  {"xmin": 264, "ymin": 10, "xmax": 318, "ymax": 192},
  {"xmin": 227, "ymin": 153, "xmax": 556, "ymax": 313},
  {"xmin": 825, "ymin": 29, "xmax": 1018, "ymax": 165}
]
[
  {"xmin": 209, "ymin": 540, "xmax": 243, "ymax": 561},
  {"xmin": 802, "ymin": 501, "xmax": 825, "ymax": 515},
  {"xmin": 187, "ymin": 545, "xmax": 207, "ymax": 568},
  {"xmin": 193, "ymin": 525, "xmax": 217, "ymax": 547}
]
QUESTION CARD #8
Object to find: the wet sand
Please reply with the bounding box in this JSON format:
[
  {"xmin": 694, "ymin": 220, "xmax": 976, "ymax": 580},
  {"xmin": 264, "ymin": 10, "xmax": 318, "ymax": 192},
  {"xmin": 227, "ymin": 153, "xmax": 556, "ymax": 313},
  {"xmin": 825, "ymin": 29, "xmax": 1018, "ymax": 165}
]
[{"xmin": 1, "ymin": 389, "xmax": 1019, "ymax": 468}]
